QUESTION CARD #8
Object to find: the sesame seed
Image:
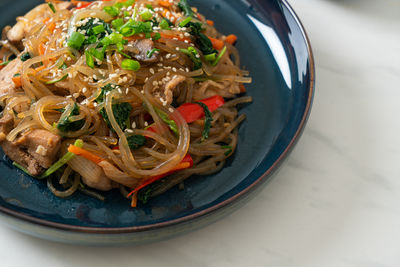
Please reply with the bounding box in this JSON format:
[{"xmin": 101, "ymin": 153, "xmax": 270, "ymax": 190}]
[
  {"xmin": 73, "ymin": 93, "xmax": 80, "ymax": 98},
  {"xmin": 125, "ymin": 129, "xmax": 134, "ymax": 133},
  {"xmin": 144, "ymin": 121, "xmax": 148, "ymax": 127},
  {"xmin": 168, "ymin": 108, "xmax": 174, "ymax": 112},
  {"xmin": 82, "ymin": 87, "xmax": 87, "ymax": 93},
  {"xmin": 132, "ymin": 121, "xmax": 136, "ymax": 128},
  {"xmin": 172, "ymin": 67, "xmax": 177, "ymax": 72},
  {"xmin": 149, "ymin": 68, "xmax": 155, "ymax": 74}
]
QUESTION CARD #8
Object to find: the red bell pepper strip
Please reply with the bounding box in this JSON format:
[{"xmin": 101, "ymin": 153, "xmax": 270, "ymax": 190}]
[
  {"xmin": 127, "ymin": 154, "xmax": 193, "ymax": 197},
  {"xmin": 176, "ymin": 95, "xmax": 225, "ymax": 123},
  {"xmin": 145, "ymin": 95, "xmax": 224, "ymax": 134}
]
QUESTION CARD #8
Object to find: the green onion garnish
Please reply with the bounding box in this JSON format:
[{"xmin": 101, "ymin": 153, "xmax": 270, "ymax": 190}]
[
  {"xmin": 104, "ymin": 5, "xmax": 120, "ymax": 17},
  {"xmin": 0, "ymin": 61, "xmax": 10, "ymax": 66},
  {"xmin": 92, "ymin": 24, "xmax": 105, "ymax": 35},
  {"xmin": 159, "ymin": 19, "xmax": 171, "ymax": 30},
  {"xmin": 121, "ymin": 59, "xmax": 141, "ymax": 71},
  {"xmin": 48, "ymin": 2, "xmax": 56, "ymax": 13},
  {"xmin": 85, "ymin": 50, "xmax": 95, "ymax": 68},
  {"xmin": 145, "ymin": 4, "xmax": 154, "ymax": 11},
  {"xmin": 204, "ymin": 53, "xmax": 216, "ymax": 62},
  {"xmin": 112, "ymin": 18, "xmax": 124, "ymax": 30},
  {"xmin": 67, "ymin": 32, "xmax": 85, "ymax": 50},
  {"xmin": 140, "ymin": 9, "xmax": 153, "ymax": 21},
  {"xmin": 146, "ymin": 48, "xmax": 160, "ymax": 58},
  {"xmin": 179, "ymin": 16, "xmax": 192, "ymax": 27},
  {"xmin": 212, "ymin": 46, "xmax": 227, "ymax": 66}
]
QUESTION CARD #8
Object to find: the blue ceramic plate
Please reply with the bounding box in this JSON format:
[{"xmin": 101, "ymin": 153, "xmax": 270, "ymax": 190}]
[{"xmin": 0, "ymin": 0, "xmax": 314, "ymax": 245}]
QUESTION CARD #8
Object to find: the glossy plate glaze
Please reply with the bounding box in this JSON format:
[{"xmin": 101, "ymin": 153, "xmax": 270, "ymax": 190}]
[{"xmin": 0, "ymin": 0, "xmax": 314, "ymax": 245}]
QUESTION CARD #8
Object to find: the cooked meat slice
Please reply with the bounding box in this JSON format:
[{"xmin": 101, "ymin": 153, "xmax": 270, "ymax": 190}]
[
  {"xmin": 68, "ymin": 156, "xmax": 112, "ymax": 191},
  {"xmin": 14, "ymin": 129, "xmax": 62, "ymax": 169},
  {"xmin": 0, "ymin": 113, "xmax": 14, "ymax": 138},
  {"xmin": 0, "ymin": 58, "xmax": 22, "ymax": 95},
  {"xmin": 133, "ymin": 39, "xmax": 158, "ymax": 63},
  {"xmin": 1, "ymin": 140, "xmax": 44, "ymax": 176},
  {"xmin": 164, "ymin": 75, "xmax": 186, "ymax": 104}
]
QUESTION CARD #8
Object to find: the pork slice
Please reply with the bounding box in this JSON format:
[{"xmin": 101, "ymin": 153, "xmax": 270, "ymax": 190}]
[
  {"xmin": 0, "ymin": 113, "xmax": 14, "ymax": 138},
  {"xmin": 133, "ymin": 39, "xmax": 158, "ymax": 63},
  {"xmin": 1, "ymin": 140, "xmax": 44, "ymax": 176},
  {"xmin": 15, "ymin": 129, "xmax": 62, "ymax": 169},
  {"xmin": 0, "ymin": 58, "xmax": 22, "ymax": 95}
]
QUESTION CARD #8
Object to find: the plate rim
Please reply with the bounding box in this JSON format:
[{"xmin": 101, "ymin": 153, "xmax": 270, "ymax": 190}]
[{"xmin": 0, "ymin": 0, "xmax": 315, "ymax": 234}]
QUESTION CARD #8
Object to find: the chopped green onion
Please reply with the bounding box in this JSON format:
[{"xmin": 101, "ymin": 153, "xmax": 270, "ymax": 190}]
[
  {"xmin": 39, "ymin": 139, "xmax": 84, "ymax": 179},
  {"xmin": 159, "ymin": 19, "xmax": 171, "ymax": 30},
  {"xmin": 92, "ymin": 24, "xmax": 105, "ymax": 35},
  {"xmin": 112, "ymin": 18, "xmax": 124, "ymax": 30},
  {"xmin": 20, "ymin": 52, "xmax": 31, "ymax": 62},
  {"xmin": 45, "ymin": 74, "xmax": 68, "ymax": 84},
  {"xmin": 88, "ymin": 48, "xmax": 104, "ymax": 61},
  {"xmin": 146, "ymin": 48, "xmax": 160, "ymax": 58},
  {"xmin": 145, "ymin": 4, "xmax": 154, "ymax": 11},
  {"xmin": 121, "ymin": 59, "xmax": 141, "ymax": 71},
  {"xmin": 179, "ymin": 16, "xmax": 192, "ymax": 27},
  {"xmin": 13, "ymin": 73, "xmax": 20, "ymax": 77},
  {"xmin": 48, "ymin": 2, "xmax": 56, "ymax": 13},
  {"xmin": 195, "ymin": 101, "xmax": 213, "ymax": 141},
  {"xmin": 123, "ymin": 0, "xmax": 135, "ymax": 7},
  {"xmin": 140, "ymin": 9, "xmax": 153, "ymax": 21},
  {"xmin": 0, "ymin": 60, "xmax": 10, "ymax": 66},
  {"xmin": 212, "ymin": 46, "xmax": 227, "ymax": 66},
  {"xmin": 67, "ymin": 32, "xmax": 85, "ymax": 50},
  {"xmin": 204, "ymin": 53, "xmax": 216, "ymax": 62},
  {"xmin": 180, "ymin": 47, "xmax": 202, "ymax": 70},
  {"xmin": 85, "ymin": 50, "xmax": 95, "ymax": 68},
  {"xmin": 104, "ymin": 5, "xmax": 120, "ymax": 17},
  {"xmin": 124, "ymin": 11, "xmax": 130, "ymax": 17},
  {"xmin": 155, "ymin": 108, "xmax": 179, "ymax": 136},
  {"xmin": 152, "ymin": 32, "xmax": 161, "ymax": 41}
]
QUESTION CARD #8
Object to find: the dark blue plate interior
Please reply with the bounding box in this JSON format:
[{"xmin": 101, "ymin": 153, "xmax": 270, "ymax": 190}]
[{"xmin": 0, "ymin": 0, "xmax": 313, "ymax": 230}]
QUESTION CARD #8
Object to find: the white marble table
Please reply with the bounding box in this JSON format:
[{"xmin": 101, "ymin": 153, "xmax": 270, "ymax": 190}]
[{"xmin": 1, "ymin": 0, "xmax": 400, "ymax": 266}]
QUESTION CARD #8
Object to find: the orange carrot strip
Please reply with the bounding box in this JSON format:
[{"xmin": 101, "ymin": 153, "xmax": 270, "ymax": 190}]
[
  {"xmin": 130, "ymin": 192, "xmax": 138, "ymax": 207},
  {"xmin": 43, "ymin": 17, "xmax": 50, "ymax": 24},
  {"xmin": 68, "ymin": 145, "xmax": 104, "ymax": 164},
  {"xmin": 48, "ymin": 22, "xmax": 56, "ymax": 32},
  {"xmin": 206, "ymin": 20, "xmax": 214, "ymax": 26},
  {"xmin": 208, "ymin": 36, "xmax": 224, "ymax": 50},
  {"xmin": 159, "ymin": 32, "xmax": 191, "ymax": 43},
  {"xmin": 39, "ymin": 43, "xmax": 46, "ymax": 55},
  {"xmin": 225, "ymin": 34, "xmax": 238, "ymax": 45},
  {"xmin": 159, "ymin": 0, "xmax": 173, "ymax": 7},
  {"xmin": 12, "ymin": 76, "xmax": 22, "ymax": 88}
]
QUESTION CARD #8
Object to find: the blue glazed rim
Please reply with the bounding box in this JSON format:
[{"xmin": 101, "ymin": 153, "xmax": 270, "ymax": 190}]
[{"xmin": 0, "ymin": 0, "xmax": 315, "ymax": 235}]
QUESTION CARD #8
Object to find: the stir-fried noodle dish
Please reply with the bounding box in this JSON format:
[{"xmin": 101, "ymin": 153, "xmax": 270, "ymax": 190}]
[{"xmin": 0, "ymin": 0, "xmax": 252, "ymax": 207}]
